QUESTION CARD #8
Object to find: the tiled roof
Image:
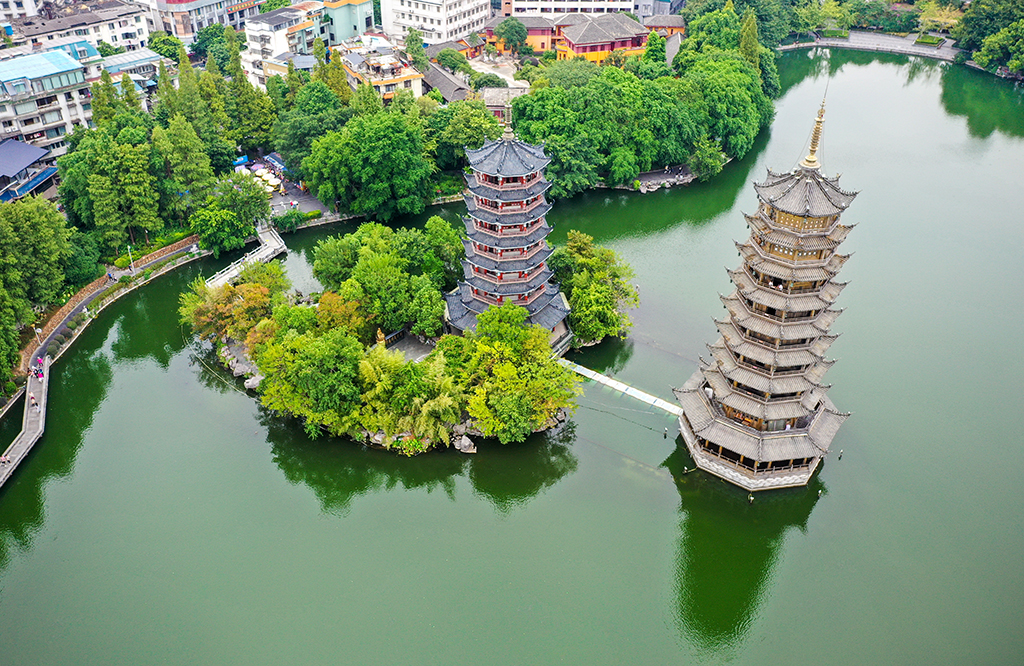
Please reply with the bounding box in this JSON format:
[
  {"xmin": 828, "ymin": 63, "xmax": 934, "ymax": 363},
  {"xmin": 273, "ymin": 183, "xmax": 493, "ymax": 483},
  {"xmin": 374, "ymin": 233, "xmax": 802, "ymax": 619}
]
[
  {"xmin": 463, "ymin": 242, "xmax": 553, "ymax": 272},
  {"xmin": 643, "ymin": 15, "xmax": 687, "ymax": 27},
  {"xmin": 562, "ymin": 13, "xmax": 647, "ymax": 45},
  {"xmin": 466, "ymin": 172, "xmax": 551, "ymax": 201},
  {"xmin": 465, "ymin": 198, "xmax": 552, "ymax": 227},
  {"xmin": 425, "ymin": 40, "xmax": 464, "ymax": 59},
  {"xmin": 485, "ymin": 15, "xmax": 556, "ymax": 30},
  {"xmin": 465, "ymin": 136, "xmax": 550, "ymax": 177},
  {"xmin": 422, "ymin": 62, "xmax": 470, "ymax": 102},
  {"xmin": 754, "ymin": 167, "xmax": 858, "ymax": 217}
]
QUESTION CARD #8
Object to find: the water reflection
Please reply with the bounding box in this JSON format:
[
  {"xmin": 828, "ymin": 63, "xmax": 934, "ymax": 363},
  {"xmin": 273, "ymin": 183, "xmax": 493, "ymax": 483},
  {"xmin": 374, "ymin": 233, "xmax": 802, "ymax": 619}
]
[
  {"xmin": 260, "ymin": 401, "xmax": 578, "ymax": 515},
  {"xmin": 568, "ymin": 336, "xmax": 634, "ymax": 375},
  {"xmin": 0, "ymin": 344, "xmax": 113, "ymax": 570},
  {"xmin": 940, "ymin": 64, "xmax": 1024, "ymax": 138},
  {"xmin": 662, "ymin": 446, "xmax": 822, "ymax": 654}
]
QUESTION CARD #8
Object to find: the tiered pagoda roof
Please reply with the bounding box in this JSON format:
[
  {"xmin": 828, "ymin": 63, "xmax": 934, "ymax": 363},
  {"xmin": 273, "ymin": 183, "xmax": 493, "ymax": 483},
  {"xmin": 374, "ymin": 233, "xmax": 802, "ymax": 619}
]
[
  {"xmin": 675, "ymin": 103, "xmax": 857, "ymax": 492},
  {"xmin": 444, "ymin": 120, "xmax": 571, "ymax": 354}
]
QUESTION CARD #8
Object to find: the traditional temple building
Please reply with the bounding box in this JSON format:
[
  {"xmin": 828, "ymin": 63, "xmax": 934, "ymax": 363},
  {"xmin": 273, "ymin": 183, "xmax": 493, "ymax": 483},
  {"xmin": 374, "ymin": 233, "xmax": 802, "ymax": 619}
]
[
  {"xmin": 674, "ymin": 104, "xmax": 856, "ymax": 491},
  {"xmin": 443, "ymin": 118, "xmax": 572, "ymax": 355}
]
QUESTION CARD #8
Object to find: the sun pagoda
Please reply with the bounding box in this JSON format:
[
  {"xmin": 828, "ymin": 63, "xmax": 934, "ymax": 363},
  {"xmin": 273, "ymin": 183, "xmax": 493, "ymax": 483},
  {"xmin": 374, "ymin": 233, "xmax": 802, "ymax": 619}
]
[
  {"xmin": 443, "ymin": 117, "xmax": 572, "ymax": 355},
  {"xmin": 674, "ymin": 104, "xmax": 857, "ymax": 491}
]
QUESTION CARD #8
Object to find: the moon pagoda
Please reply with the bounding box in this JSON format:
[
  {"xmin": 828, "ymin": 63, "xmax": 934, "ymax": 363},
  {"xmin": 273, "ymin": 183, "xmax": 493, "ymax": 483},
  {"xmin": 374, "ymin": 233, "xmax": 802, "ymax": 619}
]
[
  {"xmin": 443, "ymin": 119, "xmax": 572, "ymax": 355},
  {"xmin": 674, "ymin": 105, "xmax": 856, "ymax": 491}
]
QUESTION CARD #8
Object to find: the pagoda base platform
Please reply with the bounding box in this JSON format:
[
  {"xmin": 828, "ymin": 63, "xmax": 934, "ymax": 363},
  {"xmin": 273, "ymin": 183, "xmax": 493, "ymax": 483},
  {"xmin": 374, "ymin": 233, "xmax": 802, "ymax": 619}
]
[{"xmin": 674, "ymin": 369, "xmax": 845, "ymax": 491}]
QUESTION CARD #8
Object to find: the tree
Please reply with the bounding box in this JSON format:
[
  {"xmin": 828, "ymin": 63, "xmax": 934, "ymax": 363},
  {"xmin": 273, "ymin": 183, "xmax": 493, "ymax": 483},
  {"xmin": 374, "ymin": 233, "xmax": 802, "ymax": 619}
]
[
  {"xmin": 97, "ymin": 40, "xmax": 125, "ymax": 56},
  {"xmin": 436, "ymin": 48, "xmax": 472, "ymax": 75},
  {"xmin": 63, "ymin": 229, "xmax": 101, "ymax": 286},
  {"xmin": 405, "ymin": 27, "xmax": 429, "ymax": 70},
  {"xmin": 494, "ymin": 17, "xmax": 528, "ymax": 54},
  {"xmin": 549, "ymin": 230, "xmax": 638, "ymax": 346},
  {"xmin": 739, "ymin": 9, "xmax": 761, "ymax": 74},
  {"xmin": 408, "ymin": 274, "xmax": 445, "ymax": 336},
  {"xmin": 212, "ymin": 171, "xmax": 271, "ymax": 228},
  {"xmin": 457, "ymin": 303, "xmax": 580, "ymax": 444},
  {"xmin": 543, "ymin": 58, "xmax": 600, "ymax": 88},
  {"xmin": 690, "ymin": 135, "xmax": 724, "ymax": 181},
  {"xmin": 260, "ymin": 0, "xmax": 290, "ymax": 11},
  {"xmin": 471, "ymin": 72, "xmax": 507, "ymax": 90},
  {"xmin": 0, "ymin": 197, "xmax": 74, "ymax": 319},
  {"xmin": 951, "ymin": 0, "xmax": 1024, "ymax": 52},
  {"xmin": 91, "ymin": 70, "xmax": 121, "ymax": 126},
  {"xmin": 973, "ymin": 18, "xmax": 1024, "ymax": 73},
  {"xmin": 303, "ymin": 111, "xmax": 434, "ymax": 220},
  {"xmin": 191, "ymin": 23, "xmax": 229, "ymax": 58},
  {"xmin": 351, "ymin": 252, "xmax": 413, "ymax": 333},
  {"xmin": 189, "ymin": 206, "xmax": 251, "ymax": 258},
  {"xmin": 427, "ymin": 99, "xmax": 501, "ymax": 169},
  {"xmin": 153, "ymin": 114, "xmax": 216, "ymax": 220},
  {"xmin": 643, "ymin": 31, "xmax": 666, "ymax": 64},
  {"xmin": 119, "ymin": 73, "xmax": 141, "ymax": 111},
  {"xmin": 350, "ymin": 82, "xmax": 384, "ymax": 116},
  {"xmin": 148, "ymin": 31, "xmax": 185, "ymax": 62}
]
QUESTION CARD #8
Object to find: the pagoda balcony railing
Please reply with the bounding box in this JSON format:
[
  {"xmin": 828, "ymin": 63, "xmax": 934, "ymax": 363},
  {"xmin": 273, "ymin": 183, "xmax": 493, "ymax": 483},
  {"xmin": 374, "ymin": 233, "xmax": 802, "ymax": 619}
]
[
  {"xmin": 728, "ymin": 380, "xmax": 803, "ymax": 404},
  {"xmin": 473, "ymin": 270, "xmax": 544, "ymax": 285},
  {"xmin": 699, "ymin": 381, "xmax": 812, "ymax": 434},
  {"xmin": 472, "ymin": 288, "xmax": 546, "ymax": 307},
  {"xmin": 474, "ymin": 174, "xmax": 542, "ymax": 190},
  {"xmin": 695, "ymin": 443, "xmax": 814, "ymax": 477},
  {"xmin": 473, "ymin": 221, "xmax": 543, "ymax": 237},
  {"xmin": 726, "ymin": 349, "xmax": 809, "ymax": 377},
  {"xmin": 473, "ymin": 244, "xmax": 546, "ymax": 262},
  {"xmin": 737, "ymin": 328, "xmax": 816, "ymax": 351},
  {"xmin": 747, "ymin": 271, "xmax": 827, "ymax": 295},
  {"xmin": 474, "ymin": 198, "xmax": 544, "ymax": 215},
  {"xmin": 745, "ymin": 307, "xmax": 817, "ymax": 324}
]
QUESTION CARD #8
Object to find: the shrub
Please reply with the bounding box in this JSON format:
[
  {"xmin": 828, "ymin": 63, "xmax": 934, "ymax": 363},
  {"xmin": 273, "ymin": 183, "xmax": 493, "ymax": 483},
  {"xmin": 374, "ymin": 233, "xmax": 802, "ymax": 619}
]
[
  {"xmin": 67, "ymin": 319, "xmax": 78, "ymax": 330},
  {"xmin": 13, "ymin": 375, "xmax": 26, "ymax": 387},
  {"xmin": 142, "ymin": 268, "xmax": 153, "ymax": 281},
  {"xmin": 54, "ymin": 334, "xmax": 67, "ymax": 345},
  {"xmin": 46, "ymin": 344, "xmax": 59, "ymax": 357},
  {"xmin": 822, "ymin": 29, "xmax": 848, "ymax": 38},
  {"xmin": 633, "ymin": 179, "xmax": 641, "ymax": 190},
  {"xmin": 60, "ymin": 327, "xmax": 71, "ymax": 338},
  {"xmin": 114, "ymin": 256, "xmax": 131, "ymax": 270},
  {"xmin": 306, "ymin": 210, "xmax": 323, "ymax": 220},
  {"xmin": 74, "ymin": 314, "xmax": 86, "ymax": 325},
  {"xmin": 4, "ymin": 381, "xmax": 16, "ymax": 395},
  {"xmin": 118, "ymin": 275, "xmax": 132, "ymax": 285},
  {"xmin": 273, "ymin": 209, "xmax": 306, "ymax": 233}
]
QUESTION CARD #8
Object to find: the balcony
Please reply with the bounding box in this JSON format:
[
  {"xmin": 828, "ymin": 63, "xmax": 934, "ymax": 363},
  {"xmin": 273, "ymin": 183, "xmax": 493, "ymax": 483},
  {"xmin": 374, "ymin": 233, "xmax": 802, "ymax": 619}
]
[
  {"xmin": 472, "ymin": 243, "xmax": 546, "ymax": 263},
  {"xmin": 474, "ymin": 197, "xmax": 544, "ymax": 215}
]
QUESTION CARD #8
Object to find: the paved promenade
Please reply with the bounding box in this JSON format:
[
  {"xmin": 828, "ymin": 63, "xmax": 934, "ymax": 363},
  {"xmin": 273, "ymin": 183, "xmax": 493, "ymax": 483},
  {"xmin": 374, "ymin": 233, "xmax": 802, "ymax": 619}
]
[
  {"xmin": 778, "ymin": 30, "xmax": 960, "ymax": 62},
  {"xmin": 0, "ymin": 357, "xmax": 50, "ymax": 489}
]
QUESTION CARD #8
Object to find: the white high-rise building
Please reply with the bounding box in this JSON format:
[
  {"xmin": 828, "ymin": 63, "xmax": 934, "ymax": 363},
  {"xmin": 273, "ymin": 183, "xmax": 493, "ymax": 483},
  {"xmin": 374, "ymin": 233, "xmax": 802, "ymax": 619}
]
[
  {"xmin": 1, "ymin": 0, "xmax": 39, "ymax": 22},
  {"xmin": 499, "ymin": 0, "xmax": 633, "ymax": 18},
  {"xmin": 382, "ymin": 0, "xmax": 490, "ymax": 46}
]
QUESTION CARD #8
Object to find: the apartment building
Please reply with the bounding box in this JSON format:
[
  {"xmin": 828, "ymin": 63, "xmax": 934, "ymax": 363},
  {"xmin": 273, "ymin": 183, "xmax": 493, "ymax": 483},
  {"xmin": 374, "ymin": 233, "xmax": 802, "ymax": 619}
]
[
  {"xmin": 241, "ymin": 1, "xmax": 326, "ymax": 87},
  {"xmin": 322, "ymin": 0, "xmax": 374, "ymax": 42},
  {"xmin": 0, "ymin": 49, "xmax": 93, "ymax": 157},
  {"xmin": 8, "ymin": 0, "xmax": 151, "ymax": 51},
  {"xmin": 155, "ymin": 0, "xmax": 267, "ymax": 45},
  {"xmin": 382, "ymin": 0, "xmax": 489, "ymax": 46},
  {"xmin": 483, "ymin": 12, "xmax": 646, "ymax": 62},
  {"xmin": 499, "ymin": 0, "xmax": 633, "ymax": 19},
  {"xmin": 1, "ymin": 0, "xmax": 39, "ymax": 23},
  {"xmin": 335, "ymin": 35, "xmax": 423, "ymax": 100}
]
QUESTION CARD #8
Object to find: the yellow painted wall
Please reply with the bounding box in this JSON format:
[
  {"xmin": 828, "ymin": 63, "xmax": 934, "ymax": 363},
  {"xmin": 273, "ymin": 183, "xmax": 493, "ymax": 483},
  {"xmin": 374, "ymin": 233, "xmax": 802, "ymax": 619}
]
[{"xmin": 556, "ymin": 44, "xmax": 644, "ymax": 64}]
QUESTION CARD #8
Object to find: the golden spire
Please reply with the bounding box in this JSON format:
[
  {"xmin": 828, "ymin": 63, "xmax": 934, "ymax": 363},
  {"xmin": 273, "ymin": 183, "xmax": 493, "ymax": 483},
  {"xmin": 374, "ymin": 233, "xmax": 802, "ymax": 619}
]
[{"xmin": 799, "ymin": 102, "xmax": 826, "ymax": 170}]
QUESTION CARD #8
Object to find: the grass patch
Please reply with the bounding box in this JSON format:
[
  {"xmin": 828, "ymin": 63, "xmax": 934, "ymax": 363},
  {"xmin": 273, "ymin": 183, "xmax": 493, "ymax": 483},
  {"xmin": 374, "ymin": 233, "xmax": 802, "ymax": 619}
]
[
  {"xmin": 915, "ymin": 33, "xmax": 944, "ymax": 45},
  {"xmin": 822, "ymin": 29, "xmax": 849, "ymax": 38}
]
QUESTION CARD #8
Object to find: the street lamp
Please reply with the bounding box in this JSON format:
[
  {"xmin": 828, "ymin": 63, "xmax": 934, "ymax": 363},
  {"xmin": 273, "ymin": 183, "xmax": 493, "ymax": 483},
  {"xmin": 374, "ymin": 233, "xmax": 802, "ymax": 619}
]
[
  {"xmin": 34, "ymin": 327, "xmax": 42, "ymax": 344},
  {"xmin": 127, "ymin": 244, "xmax": 136, "ymax": 274}
]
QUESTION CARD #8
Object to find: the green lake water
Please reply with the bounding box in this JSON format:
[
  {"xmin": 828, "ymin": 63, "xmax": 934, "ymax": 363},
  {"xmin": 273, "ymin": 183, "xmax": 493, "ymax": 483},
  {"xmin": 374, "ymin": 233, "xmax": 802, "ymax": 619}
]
[{"xmin": 1, "ymin": 50, "xmax": 1022, "ymax": 665}]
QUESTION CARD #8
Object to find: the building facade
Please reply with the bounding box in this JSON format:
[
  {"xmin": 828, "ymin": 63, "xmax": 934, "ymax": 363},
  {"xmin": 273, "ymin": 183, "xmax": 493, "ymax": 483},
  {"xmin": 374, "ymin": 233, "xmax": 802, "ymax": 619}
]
[
  {"xmin": 241, "ymin": 1, "xmax": 326, "ymax": 87},
  {"xmin": 0, "ymin": 49, "xmax": 93, "ymax": 157},
  {"xmin": 9, "ymin": 0, "xmax": 151, "ymax": 51},
  {"xmin": 674, "ymin": 106, "xmax": 856, "ymax": 491},
  {"xmin": 154, "ymin": 0, "xmax": 266, "ymax": 45},
  {"xmin": 1, "ymin": 0, "xmax": 39, "ymax": 22},
  {"xmin": 382, "ymin": 0, "xmax": 489, "ymax": 46},
  {"xmin": 499, "ymin": 0, "xmax": 633, "ymax": 18},
  {"xmin": 556, "ymin": 12, "xmax": 647, "ymax": 62},
  {"xmin": 336, "ymin": 35, "xmax": 423, "ymax": 100},
  {"xmin": 444, "ymin": 121, "xmax": 572, "ymax": 355},
  {"xmin": 322, "ymin": 0, "xmax": 374, "ymax": 42}
]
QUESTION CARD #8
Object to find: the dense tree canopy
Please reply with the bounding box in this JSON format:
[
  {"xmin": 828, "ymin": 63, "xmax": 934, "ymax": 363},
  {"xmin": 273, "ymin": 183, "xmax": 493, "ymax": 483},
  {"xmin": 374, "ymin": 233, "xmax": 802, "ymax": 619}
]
[
  {"xmin": 494, "ymin": 17, "xmax": 528, "ymax": 53},
  {"xmin": 303, "ymin": 109, "xmax": 434, "ymax": 220}
]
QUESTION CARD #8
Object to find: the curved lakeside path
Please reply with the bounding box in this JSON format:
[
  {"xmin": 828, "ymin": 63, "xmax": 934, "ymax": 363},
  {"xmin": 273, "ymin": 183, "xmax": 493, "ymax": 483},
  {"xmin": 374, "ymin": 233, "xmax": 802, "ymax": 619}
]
[{"xmin": 778, "ymin": 30, "xmax": 960, "ymax": 62}]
